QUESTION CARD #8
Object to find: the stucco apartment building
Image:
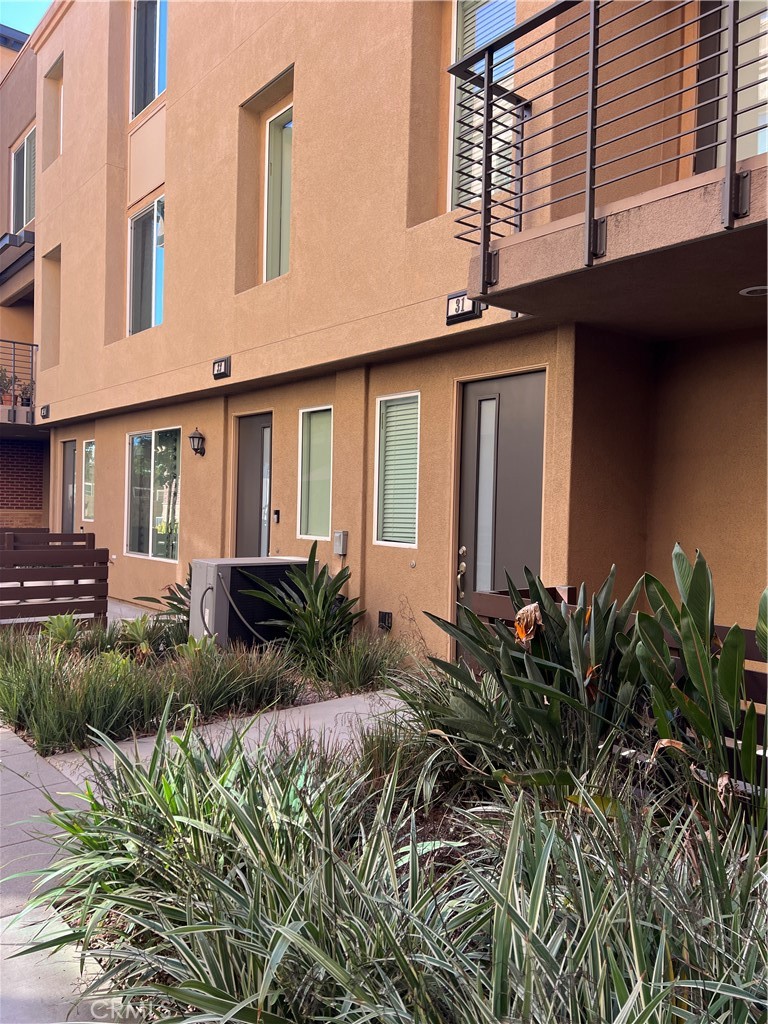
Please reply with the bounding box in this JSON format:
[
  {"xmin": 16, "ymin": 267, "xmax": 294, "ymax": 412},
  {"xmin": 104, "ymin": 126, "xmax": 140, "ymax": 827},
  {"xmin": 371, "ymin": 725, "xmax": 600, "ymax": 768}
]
[{"xmin": 0, "ymin": 0, "xmax": 765, "ymax": 654}]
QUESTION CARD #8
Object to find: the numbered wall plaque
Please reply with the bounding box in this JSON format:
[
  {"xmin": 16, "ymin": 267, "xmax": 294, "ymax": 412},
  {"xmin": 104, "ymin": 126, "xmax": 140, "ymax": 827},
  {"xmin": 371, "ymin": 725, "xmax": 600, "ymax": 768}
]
[{"xmin": 446, "ymin": 291, "xmax": 483, "ymax": 325}]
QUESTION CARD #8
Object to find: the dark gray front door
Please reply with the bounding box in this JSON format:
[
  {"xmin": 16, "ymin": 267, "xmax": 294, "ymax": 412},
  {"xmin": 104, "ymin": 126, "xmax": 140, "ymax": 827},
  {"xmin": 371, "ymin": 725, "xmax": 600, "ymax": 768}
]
[
  {"xmin": 61, "ymin": 440, "xmax": 76, "ymax": 533},
  {"xmin": 236, "ymin": 414, "xmax": 272, "ymax": 557},
  {"xmin": 457, "ymin": 371, "xmax": 545, "ymax": 610}
]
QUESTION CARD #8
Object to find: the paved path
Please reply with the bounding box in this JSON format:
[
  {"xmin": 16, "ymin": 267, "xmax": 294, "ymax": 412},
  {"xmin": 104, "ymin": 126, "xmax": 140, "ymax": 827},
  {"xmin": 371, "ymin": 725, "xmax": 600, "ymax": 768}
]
[{"xmin": 0, "ymin": 693, "xmax": 396, "ymax": 1023}]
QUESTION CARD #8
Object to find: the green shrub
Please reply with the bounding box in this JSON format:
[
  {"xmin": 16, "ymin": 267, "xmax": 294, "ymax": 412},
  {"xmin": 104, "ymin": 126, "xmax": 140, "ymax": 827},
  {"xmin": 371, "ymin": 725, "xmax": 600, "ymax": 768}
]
[
  {"xmin": 26, "ymin": 718, "xmax": 768, "ymax": 1023},
  {"xmin": 41, "ymin": 613, "xmax": 80, "ymax": 648},
  {"xmin": 323, "ymin": 629, "xmax": 408, "ymax": 696},
  {"xmin": 241, "ymin": 541, "xmax": 365, "ymax": 678}
]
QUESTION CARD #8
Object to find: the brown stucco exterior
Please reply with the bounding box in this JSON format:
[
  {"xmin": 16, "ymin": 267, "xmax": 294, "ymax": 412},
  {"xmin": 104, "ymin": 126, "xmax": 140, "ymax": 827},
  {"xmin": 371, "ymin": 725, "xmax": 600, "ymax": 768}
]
[{"xmin": 0, "ymin": 0, "xmax": 764, "ymax": 648}]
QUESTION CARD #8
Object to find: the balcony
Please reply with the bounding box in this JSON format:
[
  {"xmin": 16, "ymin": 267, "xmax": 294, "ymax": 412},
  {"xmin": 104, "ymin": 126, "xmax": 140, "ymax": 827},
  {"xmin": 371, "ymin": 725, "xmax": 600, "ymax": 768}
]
[
  {"xmin": 450, "ymin": 0, "xmax": 767, "ymax": 335},
  {"xmin": 0, "ymin": 340, "xmax": 38, "ymax": 429}
]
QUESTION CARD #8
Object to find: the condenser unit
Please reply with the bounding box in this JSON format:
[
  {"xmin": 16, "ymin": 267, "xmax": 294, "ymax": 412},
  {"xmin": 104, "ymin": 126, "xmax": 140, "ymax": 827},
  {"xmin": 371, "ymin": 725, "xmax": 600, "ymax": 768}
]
[{"xmin": 189, "ymin": 557, "xmax": 307, "ymax": 647}]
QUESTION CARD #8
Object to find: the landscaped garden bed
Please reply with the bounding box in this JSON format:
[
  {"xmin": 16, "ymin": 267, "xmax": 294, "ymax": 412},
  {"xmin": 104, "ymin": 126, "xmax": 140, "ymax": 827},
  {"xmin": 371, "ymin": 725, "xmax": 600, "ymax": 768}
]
[{"xmin": 9, "ymin": 546, "xmax": 768, "ymax": 1021}]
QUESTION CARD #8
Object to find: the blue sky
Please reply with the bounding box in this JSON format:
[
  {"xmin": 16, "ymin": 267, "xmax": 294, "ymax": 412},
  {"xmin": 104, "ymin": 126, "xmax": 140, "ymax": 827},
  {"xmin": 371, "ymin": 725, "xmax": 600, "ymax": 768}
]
[{"xmin": 1, "ymin": 0, "xmax": 53, "ymax": 35}]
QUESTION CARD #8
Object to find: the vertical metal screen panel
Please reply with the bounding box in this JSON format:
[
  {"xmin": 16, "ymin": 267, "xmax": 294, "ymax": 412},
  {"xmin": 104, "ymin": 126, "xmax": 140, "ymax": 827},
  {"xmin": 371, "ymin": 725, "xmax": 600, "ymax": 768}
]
[
  {"xmin": 377, "ymin": 395, "xmax": 419, "ymax": 545},
  {"xmin": 12, "ymin": 146, "xmax": 24, "ymax": 232}
]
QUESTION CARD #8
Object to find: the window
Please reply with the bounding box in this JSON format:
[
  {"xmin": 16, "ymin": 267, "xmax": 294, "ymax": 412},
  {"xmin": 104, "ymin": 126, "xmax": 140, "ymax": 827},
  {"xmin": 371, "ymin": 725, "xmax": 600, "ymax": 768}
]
[
  {"xmin": 127, "ymin": 428, "xmax": 180, "ymax": 559},
  {"xmin": 451, "ymin": 1, "xmax": 517, "ymax": 209},
  {"xmin": 11, "ymin": 127, "xmax": 36, "ymax": 232},
  {"xmin": 82, "ymin": 440, "xmax": 95, "ymax": 521},
  {"xmin": 298, "ymin": 407, "xmax": 332, "ymax": 539},
  {"xmin": 375, "ymin": 393, "xmax": 420, "ymax": 547},
  {"xmin": 129, "ymin": 196, "xmax": 164, "ymax": 334},
  {"xmin": 264, "ymin": 105, "xmax": 293, "ymax": 281},
  {"xmin": 132, "ymin": 0, "xmax": 168, "ymax": 119}
]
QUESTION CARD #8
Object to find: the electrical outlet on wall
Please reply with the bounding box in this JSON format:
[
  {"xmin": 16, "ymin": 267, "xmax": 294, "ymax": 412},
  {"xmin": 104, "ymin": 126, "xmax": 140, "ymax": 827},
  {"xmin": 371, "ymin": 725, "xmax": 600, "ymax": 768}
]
[{"xmin": 378, "ymin": 611, "xmax": 392, "ymax": 632}]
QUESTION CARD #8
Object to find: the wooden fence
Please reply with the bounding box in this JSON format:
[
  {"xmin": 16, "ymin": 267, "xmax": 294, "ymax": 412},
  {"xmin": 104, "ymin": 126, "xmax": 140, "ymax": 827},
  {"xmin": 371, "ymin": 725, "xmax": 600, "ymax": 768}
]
[{"xmin": 0, "ymin": 532, "xmax": 109, "ymax": 623}]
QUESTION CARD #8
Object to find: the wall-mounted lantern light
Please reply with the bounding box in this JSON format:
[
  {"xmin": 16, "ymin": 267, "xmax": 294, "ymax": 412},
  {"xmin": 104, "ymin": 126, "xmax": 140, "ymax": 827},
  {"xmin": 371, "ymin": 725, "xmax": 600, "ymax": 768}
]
[{"xmin": 188, "ymin": 427, "xmax": 206, "ymax": 457}]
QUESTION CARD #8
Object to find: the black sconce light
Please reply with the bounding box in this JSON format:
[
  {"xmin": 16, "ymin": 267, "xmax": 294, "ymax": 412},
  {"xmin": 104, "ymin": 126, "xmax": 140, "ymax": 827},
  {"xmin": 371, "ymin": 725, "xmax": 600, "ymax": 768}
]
[{"xmin": 188, "ymin": 427, "xmax": 206, "ymax": 457}]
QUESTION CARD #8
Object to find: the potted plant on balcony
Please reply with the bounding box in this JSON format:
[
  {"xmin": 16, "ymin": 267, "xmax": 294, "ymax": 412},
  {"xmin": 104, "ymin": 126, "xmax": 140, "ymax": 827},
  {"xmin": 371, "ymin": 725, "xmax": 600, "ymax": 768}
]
[
  {"xmin": 0, "ymin": 368, "xmax": 14, "ymax": 406},
  {"xmin": 19, "ymin": 381, "xmax": 34, "ymax": 407}
]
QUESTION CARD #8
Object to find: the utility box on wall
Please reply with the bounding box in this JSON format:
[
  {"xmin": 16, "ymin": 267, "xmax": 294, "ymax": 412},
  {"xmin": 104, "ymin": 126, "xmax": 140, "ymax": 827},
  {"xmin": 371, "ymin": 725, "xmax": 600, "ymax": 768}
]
[
  {"xmin": 190, "ymin": 557, "xmax": 307, "ymax": 647},
  {"xmin": 333, "ymin": 530, "xmax": 348, "ymax": 556}
]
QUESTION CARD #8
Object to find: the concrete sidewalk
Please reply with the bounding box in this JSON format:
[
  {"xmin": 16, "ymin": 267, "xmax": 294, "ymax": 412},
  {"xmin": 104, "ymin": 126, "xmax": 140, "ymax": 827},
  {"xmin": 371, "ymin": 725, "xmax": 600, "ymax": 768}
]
[{"xmin": 0, "ymin": 693, "xmax": 397, "ymax": 1022}]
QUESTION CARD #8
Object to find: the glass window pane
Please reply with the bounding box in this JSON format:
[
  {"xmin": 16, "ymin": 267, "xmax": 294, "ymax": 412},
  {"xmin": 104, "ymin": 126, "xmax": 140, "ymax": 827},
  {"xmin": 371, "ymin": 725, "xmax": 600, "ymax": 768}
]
[
  {"xmin": 377, "ymin": 395, "xmax": 419, "ymax": 545},
  {"xmin": 266, "ymin": 106, "xmax": 293, "ymax": 281},
  {"xmin": 130, "ymin": 205, "xmax": 154, "ymax": 333},
  {"xmin": 154, "ymin": 197, "xmax": 165, "ymax": 326},
  {"xmin": 300, "ymin": 409, "xmax": 331, "ymax": 537},
  {"xmin": 24, "ymin": 129, "xmax": 36, "ymax": 225},
  {"xmin": 128, "ymin": 433, "xmax": 152, "ymax": 554},
  {"xmin": 156, "ymin": 0, "xmax": 168, "ymax": 96},
  {"xmin": 260, "ymin": 424, "xmax": 271, "ymax": 557},
  {"xmin": 475, "ymin": 398, "xmax": 497, "ymax": 592},
  {"xmin": 151, "ymin": 428, "xmax": 180, "ymax": 559},
  {"xmin": 132, "ymin": 0, "xmax": 157, "ymax": 117},
  {"xmin": 83, "ymin": 440, "xmax": 95, "ymax": 521},
  {"xmin": 12, "ymin": 145, "xmax": 24, "ymax": 232}
]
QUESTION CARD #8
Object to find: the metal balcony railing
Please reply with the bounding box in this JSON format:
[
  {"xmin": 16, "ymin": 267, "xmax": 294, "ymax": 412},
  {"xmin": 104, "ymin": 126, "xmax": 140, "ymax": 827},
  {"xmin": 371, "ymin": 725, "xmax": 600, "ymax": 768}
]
[
  {"xmin": 449, "ymin": 0, "xmax": 768, "ymax": 294},
  {"xmin": 0, "ymin": 340, "xmax": 37, "ymax": 411}
]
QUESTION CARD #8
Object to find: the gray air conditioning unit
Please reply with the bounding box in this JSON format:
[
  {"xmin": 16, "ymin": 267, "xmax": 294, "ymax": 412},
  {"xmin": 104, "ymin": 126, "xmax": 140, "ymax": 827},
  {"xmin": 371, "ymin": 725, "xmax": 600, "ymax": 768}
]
[{"xmin": 190, "ymin": 557, "xmax": 307, "ymax": 647}]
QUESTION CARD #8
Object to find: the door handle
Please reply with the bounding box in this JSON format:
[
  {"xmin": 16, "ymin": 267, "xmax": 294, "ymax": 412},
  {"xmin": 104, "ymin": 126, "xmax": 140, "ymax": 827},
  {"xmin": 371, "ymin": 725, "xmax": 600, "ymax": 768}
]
[{"xmin": 456, "ymin": 560, "xmax": 467, "ymax": 599}]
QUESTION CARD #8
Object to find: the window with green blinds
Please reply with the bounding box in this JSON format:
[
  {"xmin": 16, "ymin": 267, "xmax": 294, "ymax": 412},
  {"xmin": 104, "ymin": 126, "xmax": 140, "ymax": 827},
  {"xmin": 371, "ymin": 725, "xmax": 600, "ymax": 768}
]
[
  {"xmin": 299, "ymin": 407, "xmax": 332, "ymax": 538},
  {"xmin": 376, "ymin": 394, "xmax": 419, "ymax": 546}
]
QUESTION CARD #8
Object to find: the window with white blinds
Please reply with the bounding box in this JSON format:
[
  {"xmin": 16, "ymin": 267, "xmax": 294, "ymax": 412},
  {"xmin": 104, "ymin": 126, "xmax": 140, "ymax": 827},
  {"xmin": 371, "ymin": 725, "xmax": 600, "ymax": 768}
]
[
  {"xmin": 376, "ymin": 394, "xmax": 420, "ymax": 547},
  {"xmin": 452, "ymin": 1, "xmax": 517, "ymax": 208}
]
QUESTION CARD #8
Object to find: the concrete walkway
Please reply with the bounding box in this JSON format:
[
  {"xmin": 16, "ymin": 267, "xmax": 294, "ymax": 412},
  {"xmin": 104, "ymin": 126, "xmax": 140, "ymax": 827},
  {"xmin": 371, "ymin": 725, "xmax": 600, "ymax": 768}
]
[{"xmin": 0, "ymin": 693, "xmax": 396, "ymax": 1022}]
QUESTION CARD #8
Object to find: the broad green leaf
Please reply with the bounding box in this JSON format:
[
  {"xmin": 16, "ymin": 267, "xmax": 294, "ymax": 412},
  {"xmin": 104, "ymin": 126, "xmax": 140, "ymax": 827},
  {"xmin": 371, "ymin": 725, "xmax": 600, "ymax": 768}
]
[
  {"xmin": 672, "ymin": 542, "xmax": 694, "ymax": 603},
  {"xmin": 757, "ymin": 587, "xmax": 768, "ymax": 660}
]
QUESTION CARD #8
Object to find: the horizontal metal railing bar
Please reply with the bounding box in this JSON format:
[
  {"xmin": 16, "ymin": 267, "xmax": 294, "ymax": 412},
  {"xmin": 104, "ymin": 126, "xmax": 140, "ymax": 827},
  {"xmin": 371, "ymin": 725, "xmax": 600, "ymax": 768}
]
[
  {"xmin": 737, "ymin": 98, "xmax": 768, "ymax": 118},
  {"xmin": 499, "ymin": 46, "xmax": 590, "ymax": 109},
  {"xmin": 736, "ymin": 122, "xmax": 768, "ymax": 140},
  {"xmin": 592, "ymin": 113, "xmax": 726, "ymax": 171},
  {"xmin": 596, "ymin": 0, "xmax": 657, "ymax": 32},
  {"xmin": 592, "ymin": 0, "xmax": 701, "ymax": 51},
  {"xmin": 598, "ymin": 24, "xmax": 727, "ymax": 91},
  {"xmin": 595, "ymin": 2, "xmax": 718, "ymax": 74},
  {"xmin": 737, "ymin": 5, "xmax": 768, "ymax": 25},
  {"xmin": 595, "ymin": 50, "xmax": 728, "ymax": 113},
  {"xmin": 597, "ymin": 67, "xmax": 727, "ymax": 131},
  {"xmin": 597, "ymin": 99, "xmax": 729, "ymax": 150},
  {"xmin": 737, "ymin": 26, "xmax": 768, "ymax": 50},
  {"xmin": 488, "ymin": 4, "xmax": 589, "ymax": 72},
  {"xmin": 496, "ymin": 186, "xmax": 588, "ymax": 223},
  {"xmin": 450, "ymin": 0, "xmax": 582, "ymax": 78},
  {"xmin": 597, "ymin": 138, "xmax": 723, "ymax": 190},
  {"xmin": 736, "ymin": 49, "xmax": 768, "ymax": 75},
  {"xmin": 492, "ymin": 24, "xmax": 591, "ymax": 86}
]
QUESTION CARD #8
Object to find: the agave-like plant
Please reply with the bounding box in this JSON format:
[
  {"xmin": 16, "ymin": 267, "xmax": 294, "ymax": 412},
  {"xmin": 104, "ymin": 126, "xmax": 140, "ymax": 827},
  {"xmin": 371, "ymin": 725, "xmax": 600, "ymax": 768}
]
[
  {"xmin": 396, "ymin": 564, "xmax": 644, "ymax": 790},
  {"xmin": 241, "ymin": 541, "xmax": 365, "ymax": 678}
]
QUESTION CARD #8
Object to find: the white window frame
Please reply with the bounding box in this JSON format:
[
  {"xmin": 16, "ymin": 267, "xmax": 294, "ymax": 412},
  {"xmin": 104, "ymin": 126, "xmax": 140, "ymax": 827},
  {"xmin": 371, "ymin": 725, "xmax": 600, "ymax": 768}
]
[
  {"xmin": 82, "ymin": 439, "xmax": 95, "ymax": 522},
  {"xmin": 262, "ymin": 101, "xmax": 293, "ymax": 283},
  {"xmin": 127, "ymin": 194, "xmax": 164, "ymax": 336},
  {"xmin": 10, "ymin": 126, "xmax": 36, "ymax": 233},
  {"xmin": 129, "ymin": 0, "xmax": 168, "ymax": 122},
  {"xmin": 373, "ymin": 391, "xmax": 420, "ymax": 550},
  {"xmin": 124, "ymin": 425, "xmax": 181, "ymax": 562},
  {"xmin": 296, "ymin": 404, "xmax": 333, "ymax": 542}
]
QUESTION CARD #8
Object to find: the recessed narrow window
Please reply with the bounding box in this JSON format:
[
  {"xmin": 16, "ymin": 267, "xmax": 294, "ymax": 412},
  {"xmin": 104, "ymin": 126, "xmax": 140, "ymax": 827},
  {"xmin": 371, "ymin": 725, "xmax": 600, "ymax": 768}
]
[
  {"xmin": 451, "ymin": 1, "xmax": 517, "ymax": 209},
  {"xmin": 375, "ymin": 393, "xmax": 420, "ymax": 547},
  {"xmin": 265, "ymin": 105, "xmax": 293, "ymax": 281},
  {"xmin": 129, "ymin": 195, "xmax": 164, "ymax": 334},
  {"xmin": 82, "ymin": 440, "xmax": 95, "ymax": 521},
  {"xmin": 127, "ymin": 427, "xmax": 180, "ymax": 560},
  {"xmin": 43, "ymin": 56, "xmax": 64, "ymax": 169},
  {"xmin": 11, "ymin": 127, "xmax": 36, "ymax": 232},
  {"xmin": 132, "ymin": 0, "xmax": 168, "ymax": 119},
  {"xmin": 298, "ymin": 407, "xmax": 332, "ymax": 539}
]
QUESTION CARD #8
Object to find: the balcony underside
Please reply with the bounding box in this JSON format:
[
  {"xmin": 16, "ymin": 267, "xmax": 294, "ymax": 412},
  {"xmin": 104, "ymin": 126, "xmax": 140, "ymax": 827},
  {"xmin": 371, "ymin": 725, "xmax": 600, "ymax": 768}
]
[{"xmin": 469, "ymin": 164, "xmax": 767, "ymax": 340}]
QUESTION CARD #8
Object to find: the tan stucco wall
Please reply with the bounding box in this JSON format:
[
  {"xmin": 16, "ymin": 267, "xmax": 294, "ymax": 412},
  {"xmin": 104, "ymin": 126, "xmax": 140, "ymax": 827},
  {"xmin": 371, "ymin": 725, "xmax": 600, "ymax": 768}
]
[
  {"xmin": 51, "ymin": 324, "xmax": 575, "ymax": 657},
  {"xmin": 645, "ymin": 331, "xmax": 767, "ymax": 628},
  {"xmin": 569, "ymin": 329, "xmax": 767, "ymax": 628}
]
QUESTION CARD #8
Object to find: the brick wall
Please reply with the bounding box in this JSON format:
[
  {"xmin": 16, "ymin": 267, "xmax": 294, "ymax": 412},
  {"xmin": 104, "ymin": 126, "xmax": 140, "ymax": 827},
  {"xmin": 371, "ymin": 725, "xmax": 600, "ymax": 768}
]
[{"xmin": 0, "ymin": 438, "xmax": 47, "ymax": 528}]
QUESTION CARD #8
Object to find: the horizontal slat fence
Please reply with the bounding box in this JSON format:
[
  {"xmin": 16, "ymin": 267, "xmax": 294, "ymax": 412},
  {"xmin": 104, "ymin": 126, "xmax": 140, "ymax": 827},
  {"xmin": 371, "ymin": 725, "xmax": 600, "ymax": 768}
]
[{"xmin": 0, "ymin": 532, "xmax": 109, "ymax": 623}]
